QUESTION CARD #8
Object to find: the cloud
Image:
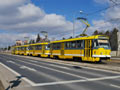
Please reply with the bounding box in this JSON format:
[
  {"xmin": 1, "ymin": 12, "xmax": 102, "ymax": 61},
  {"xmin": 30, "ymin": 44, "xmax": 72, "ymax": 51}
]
[
  {"xmin": 0, "ymin": 0, "xmax": 84, "ymax": 47},
  {"xmin": 0, "ymin": 33, "xmax": 36, "ymax": 47},
  {"xmin": 0, "ymin": 1, "xmax": 74, "ymax": 34},
  {"xmin": 0, "ymin": 0, "xmax": 29, "ymax": 8},
  {"xmin": 92, "ymin": 0, "xmax": 120, "ymax": 32},
  {"xmin": 94, "ymin": 0, "xmax": 110, "ymax": 4},
  {"xmin": 89, "ymin": 20, "xmax": 115, "ymax": 33}
]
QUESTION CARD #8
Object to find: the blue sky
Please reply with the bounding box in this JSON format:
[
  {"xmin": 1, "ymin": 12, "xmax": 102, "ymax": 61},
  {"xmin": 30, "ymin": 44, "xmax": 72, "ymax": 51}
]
[
  {"xmin": 32, "ymin": 0, "xmax": 107, "ymax": 23},
  {"xmin": 0, "ymin": 0, "xmax": 119, "ymax": 47}
]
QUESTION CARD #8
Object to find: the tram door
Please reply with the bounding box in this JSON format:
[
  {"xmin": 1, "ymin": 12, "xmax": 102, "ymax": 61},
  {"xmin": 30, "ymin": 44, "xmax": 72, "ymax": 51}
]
[
  {"xmin": 84, "ymin": 40, "xmax": 92, "ymax": 59},
  {"xmin": 42, "ymin": 45, "xmax": 45, "ymax": 55},
  {"xmin": 24, "ymin": 47, "xmax": 27, "ymax": 54},
  {"xmin": 61, "ymin": 43, "xmax": 64, "ymax": 56}
]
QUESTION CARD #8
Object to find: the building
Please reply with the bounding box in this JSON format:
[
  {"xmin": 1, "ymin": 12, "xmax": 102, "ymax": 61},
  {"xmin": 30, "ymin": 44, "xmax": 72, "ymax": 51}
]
[
  {"xmin": 117, "ymin": 32, "xmax": 120, "ymax": 51},
  {"xmin": 16, "ymin": 40, "xmax": 23, "ymax": 46}
]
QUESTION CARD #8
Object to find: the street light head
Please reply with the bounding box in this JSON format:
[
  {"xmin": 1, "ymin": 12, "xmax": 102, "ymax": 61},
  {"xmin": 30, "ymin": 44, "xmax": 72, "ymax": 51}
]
[
  {"xmin": 80, "ymin": 11, "xmax": 83, "ymax": 14},
  {"xmin": 77, "ymin": 17, "xmax": 87, "ymax": 21}
]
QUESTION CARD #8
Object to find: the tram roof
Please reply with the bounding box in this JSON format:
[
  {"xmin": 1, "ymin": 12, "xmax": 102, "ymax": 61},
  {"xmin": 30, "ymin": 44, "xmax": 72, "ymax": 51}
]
[
  {"xmin": 51, "ymin": 35, "xmax": 109, "ymax": 43},
  {"xmin": 29, "ymin": 42, "xmax": 49, "ymax": 46}
]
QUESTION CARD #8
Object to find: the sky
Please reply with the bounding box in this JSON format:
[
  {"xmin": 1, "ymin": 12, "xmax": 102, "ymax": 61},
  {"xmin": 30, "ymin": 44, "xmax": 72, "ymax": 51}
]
[{"xmin": 0, "ymin": 0, "xmax": 120, "ymax": 47}]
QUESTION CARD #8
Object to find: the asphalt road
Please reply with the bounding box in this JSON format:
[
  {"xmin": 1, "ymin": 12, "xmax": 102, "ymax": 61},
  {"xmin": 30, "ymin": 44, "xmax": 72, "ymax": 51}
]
[{"xmin": 0, "ymin": 54, "xmax": 120, "ymax": 90}]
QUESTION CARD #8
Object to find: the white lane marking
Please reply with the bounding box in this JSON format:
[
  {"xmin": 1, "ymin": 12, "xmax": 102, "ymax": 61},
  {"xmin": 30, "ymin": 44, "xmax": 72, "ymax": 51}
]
[
  {"xmin": 7, "ymin": 61, "xmax": 15, "ymax": 64},
  {"xmin": 46, "ymin": 64, "xmax": 70, "ymax": 70},
  {"xmin": 33, "ymin": 75, "xmax": 120, "ymax": 87},
  {"xmin": 0, "ymin": 62, "xmax": 36, "ymax": 86},
  {"xmin": 2, "ymin": 55, "xmax": 120, "ymax": 74},
  {"xmin": 29, "ymin": 60, "xmax": 38, "ymax": 63},
  {"xmin": 20, "ymin": 66, "xmax": 37, "ymax": 72},
  {"xmin": 6, "ymin": 60, "xmax": 21, "ymax": 67},
  {"xmin": 1, "ymin": 56, "xmax": 120, "ymax": 87},
  {"xmin": 16, "ymin": 59, "xmax": 88, "ymax": 79},
  {"xmin": 38, "ymin": 59, "xmax": 120, "ymax": 74},
  {"xmin": 110, "ymin": 84, "xmax": 120, "ymax": 89}
]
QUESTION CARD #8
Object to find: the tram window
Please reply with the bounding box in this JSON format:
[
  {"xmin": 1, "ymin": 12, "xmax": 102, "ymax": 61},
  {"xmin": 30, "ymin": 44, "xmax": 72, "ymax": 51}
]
[
  {"xmin": 16, "ymin": 48, "xmax": 18, "ymax": 50},
  {"xmin": 35, "ymin": 45, "xmax": 42, "ymax": 50},
  {"xmin": 18, "ymin": 47, "xmax": 20, "ymax": 50},
  {"xmin": 93, "ymin": 39, "xmax": 99, "ymax": 47},
  {"xmin": 76, "ymin": 40, "xmax": 83, "ymax": 48},
  {"xmin": 26, "ymin": 47, "xmax": 29, "ymax": 50},
  {"xmin": 45, "ymin": 44, "xmax": 50, "ymax": 50},
  {"xmin": 71, "ymin": 41, "xmax": 76, "ymax": 48},
  {"xmin": 22, "ymin": 47, "xmax": 25, "ymax": 50},
  {"xmin": 65, "ymin": 42, "xmax": 71, "ymax": 49},
  {"xmin": 28, "ymin": 46, "xmax": 34, "ymax": 50},
  {"xmin": 52, "ymin": 43, "xmax": 61, "ymax": 50}
]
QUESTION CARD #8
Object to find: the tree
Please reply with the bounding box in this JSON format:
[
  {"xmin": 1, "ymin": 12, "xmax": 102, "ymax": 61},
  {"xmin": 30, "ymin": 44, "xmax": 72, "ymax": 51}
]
[
  {"xmin": 69, "ymin": 36, "xmax": 72, "ymax": 39},
  {"xmin": 93, "ymin": 30, "xmax": 99, "ymax": 35},
  {"xmin": 62, "ymin": 37, "xmax": 65, "ymax": 40},
  {"xmin": 8, "ymin": 46, "xmax": 11, "ymax": 50},
  {"xmin": 99, "ymin": 31, "xmax": 104, "ymax": 35},
  {"xmin": 36, "ymin": 34, "xmax": 41, "ymax": 43},
  {"xmin": 109, "ymin": 28, "xmax": 119, "ymax": 51},
  {"xmin": 105, "ymin": 30, "xmax": 110, "ymax": 37},
  {"xmin": 29, "ymin": 39, "xmax": 35, "ymax": 44}
]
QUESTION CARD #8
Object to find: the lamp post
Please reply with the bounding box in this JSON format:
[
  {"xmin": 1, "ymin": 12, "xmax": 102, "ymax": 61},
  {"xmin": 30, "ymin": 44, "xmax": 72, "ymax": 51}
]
[
  {"xmin": 24, "ymin": 37, "xmax": 29, "ymax": 44},
  {"xmin": 73, "ymin": 11, "xmax": 89, "ymax": 37},
  {"xmin": 73, "ymin": 10, "xmax": 86, "ymax": 38},
  {"xmin": 41, "ymin": 31, "xmax": 48, "ymax": 42}
]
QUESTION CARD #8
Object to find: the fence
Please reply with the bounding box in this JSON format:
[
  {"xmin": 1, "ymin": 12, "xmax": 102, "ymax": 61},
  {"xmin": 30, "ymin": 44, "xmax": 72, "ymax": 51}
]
[{"xmin": 111, "ymin": 51, "xmax": 120, "ymax": 57}]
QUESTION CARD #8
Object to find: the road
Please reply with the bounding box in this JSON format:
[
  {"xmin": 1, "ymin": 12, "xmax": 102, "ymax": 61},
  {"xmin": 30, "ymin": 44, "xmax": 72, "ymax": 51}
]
[{"xmin": 0, "ymin": 54, "xmax": 120, "ymax": 90}]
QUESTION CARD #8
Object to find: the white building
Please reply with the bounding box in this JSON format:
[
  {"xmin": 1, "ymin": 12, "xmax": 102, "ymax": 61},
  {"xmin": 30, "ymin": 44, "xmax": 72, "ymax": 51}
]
[{"xmin": 117, "ymin": 32, "xmax": 120, "ymax": 50}]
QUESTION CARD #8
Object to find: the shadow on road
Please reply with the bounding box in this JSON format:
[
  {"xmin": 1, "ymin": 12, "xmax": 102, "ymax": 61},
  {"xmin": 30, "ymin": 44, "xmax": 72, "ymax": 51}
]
[
  {"xmin": 6, "ymin": 76, "xmax": 24, "ymax": 90},
  {"xmin": 72, "ymin": 66, "xmax": 82, "ymax": 69}
]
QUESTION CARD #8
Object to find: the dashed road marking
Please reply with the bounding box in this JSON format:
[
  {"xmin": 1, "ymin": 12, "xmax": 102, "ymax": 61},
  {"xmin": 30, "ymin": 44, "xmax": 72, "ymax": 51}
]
[
  {"xmin": 1, "ymin": 60, "xmax": 120, "ymax": 87},
  {"xmin": 7, "ymin": 61, "xmax": 15, "ymax": 64},
  {"xmin": 20, "ymin": 65, "xmax": 37, "ymax": 72},
  {"xmin": 110, "ymin": 84, "xmax": 120, "ymax": 89},
  {"xmin": 15, "ymin": 59, "xmax": 88, "ymax": 79}
]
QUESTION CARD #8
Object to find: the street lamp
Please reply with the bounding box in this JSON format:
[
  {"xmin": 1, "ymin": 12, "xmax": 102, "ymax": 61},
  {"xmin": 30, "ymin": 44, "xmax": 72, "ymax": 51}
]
[
  {"xmin": 41, "ymin": 31, "xmax": 48, "ymax": 37},
  {"xmin": 73, "ymin": 10, "xmax": 87, "ymax": 38},
  {"xmin": 41, "ymin": 31, "xmax": 48, "ymax": 42},
  {"xmin": 73, "ymin": 11, "xmax": 89, "ymax": 37},
  {"xmin": 24, "ymin": 37, "xmax": 29, "ymax": 44}
]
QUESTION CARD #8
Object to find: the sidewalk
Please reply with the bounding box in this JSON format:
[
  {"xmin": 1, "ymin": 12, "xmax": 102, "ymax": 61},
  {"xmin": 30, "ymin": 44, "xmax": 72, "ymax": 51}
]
[
  {"xmin": 111, "ymin": 56, "xmax": 120, "ymax": 60},
  {"xmin": 0, "ymin": 80, "xmax": 5, "ymax": 90},
  {"xmin": 0, "ymin": 63, "xmax": 32, "ymax": 90}
]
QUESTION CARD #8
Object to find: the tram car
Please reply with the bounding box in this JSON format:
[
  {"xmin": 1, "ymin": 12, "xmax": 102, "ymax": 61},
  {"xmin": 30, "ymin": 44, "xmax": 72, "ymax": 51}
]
[
  {"xmin": 28, "ymin": 42, "xmax": 50, "ymax": 57},
  {"xmin": 50, "ymin": 35, "xmax": 111, "ymax": 62}
]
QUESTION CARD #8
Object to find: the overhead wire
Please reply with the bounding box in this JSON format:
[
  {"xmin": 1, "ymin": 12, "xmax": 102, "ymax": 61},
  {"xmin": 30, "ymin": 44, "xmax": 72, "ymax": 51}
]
[{"xmin": 50, "ymin": 0, "xmax": 120, "ymax": 38}]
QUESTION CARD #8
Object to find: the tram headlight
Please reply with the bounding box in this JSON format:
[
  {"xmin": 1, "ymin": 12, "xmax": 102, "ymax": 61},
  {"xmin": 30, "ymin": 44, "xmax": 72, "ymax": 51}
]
[
  {"xmin": 100, "ymin": 52, "xmax": 103, "ymax": 55},
  {"xmin": 94, "ymin": 51, "xmax": 96, "ymax": 55}
]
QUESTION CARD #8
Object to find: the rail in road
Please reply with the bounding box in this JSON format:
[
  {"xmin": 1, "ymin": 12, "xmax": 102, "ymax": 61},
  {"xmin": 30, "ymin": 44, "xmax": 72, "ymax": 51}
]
[{"xmin": 0, "ymin": 54, "xmax": 120, "ymax": 90}]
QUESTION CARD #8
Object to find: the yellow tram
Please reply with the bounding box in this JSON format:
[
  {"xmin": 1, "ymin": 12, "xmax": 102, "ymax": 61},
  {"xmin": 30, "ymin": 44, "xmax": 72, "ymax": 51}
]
[
  {"xmin": 28, "ymin": 42, "xmax": 50, "ymax": 57},
  {"xmin": 13, "ymin": 45, "xmax": 29, "ymax": 55},
  {"xmin": 12, "ymin": 42, "xmax": 50, "ymax": 57},
  {"xmin": 11, "ymin": 35, "xmax": 111, "ymax": 62},
  {"xmin": 50, "ymin": 35, "xmax": 111, "ymax": 62}
]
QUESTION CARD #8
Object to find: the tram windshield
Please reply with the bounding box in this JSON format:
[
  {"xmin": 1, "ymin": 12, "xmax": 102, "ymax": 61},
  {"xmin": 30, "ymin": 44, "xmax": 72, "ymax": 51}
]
[
  {"xmin": 45, "ymin": 44, "xmax": 50, "ymax": 50},
  {"xmin": 93, "ymin": 39, "xmax": 110, "ymax": 49}
]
